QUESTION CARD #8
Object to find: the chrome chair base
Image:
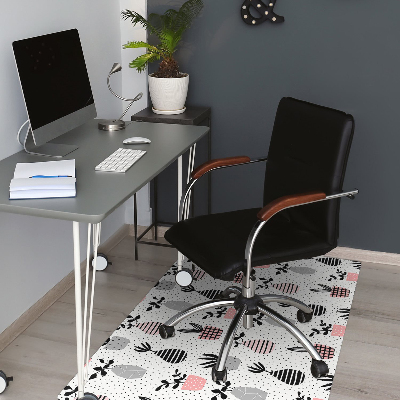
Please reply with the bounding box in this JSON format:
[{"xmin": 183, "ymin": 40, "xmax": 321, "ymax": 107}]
[{"xmin": 159, "ymin": 286, "xmax": 329, "ymax": 382}]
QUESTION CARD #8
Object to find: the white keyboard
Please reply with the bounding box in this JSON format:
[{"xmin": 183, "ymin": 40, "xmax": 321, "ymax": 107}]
[{"xmin": 95, "ymin": 148, "xmax": 146, "ymax": 173}]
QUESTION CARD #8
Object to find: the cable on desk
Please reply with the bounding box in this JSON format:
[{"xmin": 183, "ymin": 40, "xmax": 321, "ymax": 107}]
[{"xmin": 17, "ymin": 119, "xmax": 30, "ymax": 145}]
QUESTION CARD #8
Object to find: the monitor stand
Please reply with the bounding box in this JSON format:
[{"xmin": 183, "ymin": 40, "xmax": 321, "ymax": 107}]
[{"xmin": 23, "ymin": 126, "xmax": 78, "ymax": 158}]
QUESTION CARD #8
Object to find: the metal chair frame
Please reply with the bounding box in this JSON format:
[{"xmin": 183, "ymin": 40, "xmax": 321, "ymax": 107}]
[{"xmin": 160, "ymin": 158, "xmax": 358, "ymax": 382}]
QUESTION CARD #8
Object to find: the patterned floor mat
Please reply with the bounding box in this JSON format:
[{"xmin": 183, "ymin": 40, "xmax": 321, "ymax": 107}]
[{"xmin": 59, "ymin": 257, "xmax": 361, "ymax": 400}]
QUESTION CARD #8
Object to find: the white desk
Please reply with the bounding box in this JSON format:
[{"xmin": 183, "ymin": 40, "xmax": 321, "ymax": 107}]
[{"xmin": 0, "ymin": 119, "xmax": 208, "ymax": 399}]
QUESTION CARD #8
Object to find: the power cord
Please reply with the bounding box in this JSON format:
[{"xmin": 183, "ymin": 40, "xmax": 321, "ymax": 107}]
[{"xmin": 17, "ymin": 119, "xmax": 30, "ymax": 145}]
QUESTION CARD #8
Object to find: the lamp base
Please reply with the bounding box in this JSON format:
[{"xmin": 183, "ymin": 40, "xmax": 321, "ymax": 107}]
[{"xmin": 97, "ymin": 119, "xmax": 126, "ymax": 131}]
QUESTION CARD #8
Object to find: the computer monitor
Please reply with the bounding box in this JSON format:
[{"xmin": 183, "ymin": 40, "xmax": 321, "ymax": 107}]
[{"xmin": 12, "ymin": 29, "xmax": 96, "ymax": 157}]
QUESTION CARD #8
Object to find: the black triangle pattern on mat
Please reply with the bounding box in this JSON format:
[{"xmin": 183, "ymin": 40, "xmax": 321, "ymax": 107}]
[{"xmin": 58, "ymin": 257, "xmax": 360, "ymax": 400}]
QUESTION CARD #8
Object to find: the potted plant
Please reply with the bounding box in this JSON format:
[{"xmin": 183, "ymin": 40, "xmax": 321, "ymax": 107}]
[{"xmin": 122, "ymin": 0, "xmax": 204, "ymax": 114}]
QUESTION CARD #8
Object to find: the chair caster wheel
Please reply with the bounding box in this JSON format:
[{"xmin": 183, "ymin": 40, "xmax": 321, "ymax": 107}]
[
  {"xmin": 211, "ymin": 367, "xmax": 227, "ymax": 382},
  {"xmin": 297, "ymin": 309, "xmax": 313, "ymax": 323},
  {"xmin": 215, "ymin": 289, "xmax": 232, "ymax": 300},
  {"xmin": 175, "ymin": 268, "xmax": 193, "ymax": 287},
  {"xmin": 311, "ymin": 359, "xmax": 329, "ymax": 378},
  {"xmin": 216, "ymin": 287, "xmax": 240, "ymax": 300},
  {"xmin": 91, "ymin": 253, "xmax": 111, "ymax": 271},
  {"xmin": 159, "ymin": 325, "xmax": 175, "ymax": 339},
  {"xmin": 81, "ymin": 393, "xmax": 99, "ymax": 400},
  {"xmin": 0, "ymin": 370, "xmax": 13, "ymax": 394},
  {"xmin": 215, "ymin": 291, "xmax": 228, "ymax": 300}
]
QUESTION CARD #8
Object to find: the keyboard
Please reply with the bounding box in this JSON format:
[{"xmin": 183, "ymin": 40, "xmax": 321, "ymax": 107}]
[{"xmin": 95, "ymin": 148, "xmax": 146, "ymax": 173}]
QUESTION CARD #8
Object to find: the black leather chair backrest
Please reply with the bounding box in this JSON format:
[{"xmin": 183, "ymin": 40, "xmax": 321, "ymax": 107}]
[{"xmin": 263, "ymin": 97, "xmax": 355, "ymax": 246}]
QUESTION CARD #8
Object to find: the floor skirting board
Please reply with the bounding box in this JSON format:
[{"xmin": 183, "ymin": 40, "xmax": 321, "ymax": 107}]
[
  {"xmin": 325, "ymin": 246, "xmax": 400, "ymax": 266},
  {"xmin": 0, "ymin": 224, "xmax": 130, "ymax": 353}
]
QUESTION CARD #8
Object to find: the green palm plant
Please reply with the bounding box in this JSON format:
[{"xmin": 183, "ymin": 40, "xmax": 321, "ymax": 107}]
[{"xmin": 121, "ymin": 0, "xmax": 203, "ymax": 78}]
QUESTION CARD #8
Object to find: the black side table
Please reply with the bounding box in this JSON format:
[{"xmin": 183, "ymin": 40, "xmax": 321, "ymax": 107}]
[{"xmin": 131, "ymin": 106, "xmax": 212, "ymax": 259}]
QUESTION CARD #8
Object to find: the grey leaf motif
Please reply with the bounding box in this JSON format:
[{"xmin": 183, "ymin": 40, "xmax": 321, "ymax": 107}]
[
  {"xmin": 226, "ymin": 356, "xmax": 241, "ymax": 371},
  {"xmin": 290, "ymin": 266, "xmax": 316, "ymax": 275},
  {"xmin": 104, "ymin": 336, "xmax": 130, "ymax": 350},
  {"xmin": 164, "ymin": 301, "xmax": 193, "ymax": 311},
  {"xmin": 155, "ymin": 281, "xmax": 176, "ymax": 291},
  {"xmin": 112, "ymin": 365, "xmax": 146, "ymax": 379},
  {"xmin": 231, "ymin": 387, "xmax": 268, "ymax": 400}
]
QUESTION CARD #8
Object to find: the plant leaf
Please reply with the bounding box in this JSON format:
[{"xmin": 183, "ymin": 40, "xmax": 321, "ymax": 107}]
[
  {"xmin": 123, "ymin": 41, "xmax": 161, "ymax": 53},
  {"xmin": 121, "ymin": 10, "xmax": 161, "ymax": 38},
  {"xmin": 129, "ymin": 52, "xmax": 161, "ymax": 73}
]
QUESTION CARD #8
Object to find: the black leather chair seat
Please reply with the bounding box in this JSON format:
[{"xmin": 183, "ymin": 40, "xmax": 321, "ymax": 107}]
[{"xmin": 165, "ymin": 208, "xmax": 334, "ymax": 281}]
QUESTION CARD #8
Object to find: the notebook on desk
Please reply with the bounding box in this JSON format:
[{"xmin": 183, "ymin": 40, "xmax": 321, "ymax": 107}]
[{"xmin": 9, "ymin": 159, "xmax": 76, "ymax": 199}]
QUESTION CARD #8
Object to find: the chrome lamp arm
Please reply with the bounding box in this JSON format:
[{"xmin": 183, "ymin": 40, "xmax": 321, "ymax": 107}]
[
  {"xmin": 98, "ymin": 62, "xmax": 143, "ymax": 131},
  {"xmin": 106, "ymin": 72, "xmax": 143, "ymax": 121}
]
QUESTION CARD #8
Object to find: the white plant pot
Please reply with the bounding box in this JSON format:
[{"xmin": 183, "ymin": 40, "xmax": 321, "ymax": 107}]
[{"xmin": 148, "ymin": 73, "xmax": 189, "ymax": 114}]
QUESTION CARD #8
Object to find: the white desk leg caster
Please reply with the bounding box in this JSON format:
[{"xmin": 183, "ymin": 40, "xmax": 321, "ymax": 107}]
[
  {"xmin": 175, "ymin": 268, "xmax": 193, "ymax": 287},
  {"xmin": 91, "ymin": 253, "xmax": 111, "ymax": 271},
  {"xmin": 0, "ymin": 371, "xmax": 12, "ymax": 394},
  {"xmin": 176, "ymin": 251, "xmax": 193, "ymax": 287}
]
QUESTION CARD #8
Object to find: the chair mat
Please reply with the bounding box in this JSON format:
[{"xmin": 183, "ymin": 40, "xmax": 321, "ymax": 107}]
[{"xmin": 59, "ymin": 257, "xmax": 361, "ymax": 400}]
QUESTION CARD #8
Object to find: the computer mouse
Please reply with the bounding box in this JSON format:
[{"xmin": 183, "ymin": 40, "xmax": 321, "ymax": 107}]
[{"xmin": 123, "ymin": 137, "xmax": 151, "ymax": 144}]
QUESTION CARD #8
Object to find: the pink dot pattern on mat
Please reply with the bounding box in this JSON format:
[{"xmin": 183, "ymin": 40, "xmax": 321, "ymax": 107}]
[
  {"xmin": 255, "ymin": 264, "xmax": 270, "ymax": 268},
  {"xmin": 233, "ymin": 272, "xmax": 243, "ymax": 284},
  {"xmin": 346, "ymin": 273, "xmax": 359, "ymax": 281},
  {"xmin": 181, "ymin": 375, "xmax": 207, "ymax": 390},
  {"xmin": 330, "ymin": 286, "xmax": 350, "ymax": 297},
  {"xmin": 198, "ymin": 325, "xmax": 223, "ymax": 340},
  {"xmin": 331, "ymin": 324, "xmax": 346, "ymax": 337},
  {"xmin": 224, "ymin": 308, "xmax": 237, "ymax": 319},
  {"xmin": 136, "ymin": 321, "xmax": 162, "ymax": 335},
  {"xmin": 193, "ymin": 269, "xmax": 206, "ymax": 280}
]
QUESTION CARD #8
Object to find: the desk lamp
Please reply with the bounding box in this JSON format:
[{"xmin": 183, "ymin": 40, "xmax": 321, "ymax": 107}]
[{"xmin": 98, "ymin": 63, "xmax": 143, "ymax": 131}]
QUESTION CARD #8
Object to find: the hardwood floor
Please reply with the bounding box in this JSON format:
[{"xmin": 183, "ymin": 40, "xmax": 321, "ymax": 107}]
[
  {"xmin": 0, "ymin": 236, "xmax": 398, "ymax": 399},
  {"xmin": 329, "ymin": 262, "xmax": 400, "ymax": 400}
]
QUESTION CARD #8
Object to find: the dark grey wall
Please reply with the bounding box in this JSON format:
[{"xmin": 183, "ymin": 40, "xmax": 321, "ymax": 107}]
[{"xmin": 148, "ymin": 0, "xmax": 400, "ymax": 253}]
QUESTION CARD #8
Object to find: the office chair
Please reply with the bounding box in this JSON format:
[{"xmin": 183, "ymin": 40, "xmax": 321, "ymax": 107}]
[{"xmin": 159, "ymin": 97, "xmax": 358, "ymax": 382}]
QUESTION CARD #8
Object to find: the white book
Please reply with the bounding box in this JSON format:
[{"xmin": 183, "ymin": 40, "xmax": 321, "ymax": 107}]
[
  {"xmin": 10, "ymin": 160, "xmax": 76, "ymax": 200},
  {"xmin": 10, "ymin": 177, "xmax": 76, "ymax": 191},
  {"xmin": 9, "ymin": 189, "xmax": 76, "ymax": 200},
  {"xmin": 13, "ymin": 159, "xmax": 75, "ymax": 179}
]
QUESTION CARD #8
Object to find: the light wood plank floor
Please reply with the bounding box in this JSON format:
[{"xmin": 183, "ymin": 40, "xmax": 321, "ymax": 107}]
[{"xmin": 0, "ymin": 236, "xmax": 398, "ymax": 399}]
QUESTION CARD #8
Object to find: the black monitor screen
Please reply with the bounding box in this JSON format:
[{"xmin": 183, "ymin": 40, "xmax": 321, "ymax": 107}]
[{"xmin": 13, "ymin": 29, "xmax": 94, "ymax": 130}]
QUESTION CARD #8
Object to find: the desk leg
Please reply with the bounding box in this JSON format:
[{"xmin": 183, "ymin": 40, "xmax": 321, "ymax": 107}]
[
  {"xmin": 177, "ymin": 155, "xmax": 183, "ymax": 269},
  {"xmin": 208, "ymin": 117, "xmax": 212, "ymax": 215},
  {"xmin": 185, "ymin": 144, "xmax": 196, "ymax": 219},
  {"xmin": 73, "ymin": 221, "xmax": 101, "ymax": 400},
  {"xmin": 134, "ymin": 194, "xmax": 138, "ymax": 260},
  {"xmin": 176, "ymin": 145, "xmax": 196, "ymax": 282},
  {"xmin": 73, "ymin": 222, "xmax": 84, "ymax": 398}
]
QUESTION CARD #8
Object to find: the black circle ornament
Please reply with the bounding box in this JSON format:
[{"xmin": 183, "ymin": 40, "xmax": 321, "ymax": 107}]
[{"xmin": 241, "ymin": 0, "xmax": 284, "ymax": 25}]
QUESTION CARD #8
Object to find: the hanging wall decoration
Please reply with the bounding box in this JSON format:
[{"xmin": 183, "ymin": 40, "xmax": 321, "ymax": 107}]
[{"xmin": 241, "ymin": 0, "xmax": 284, "ymax": 25}]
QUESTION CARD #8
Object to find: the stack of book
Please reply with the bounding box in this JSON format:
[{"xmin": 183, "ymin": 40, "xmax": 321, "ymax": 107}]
[{"xmin": 9, "ymin": 159, "xmax": 76, "ymax": 200}]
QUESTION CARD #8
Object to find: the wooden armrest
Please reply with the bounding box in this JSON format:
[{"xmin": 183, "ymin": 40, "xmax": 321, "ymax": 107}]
[
  {"xmin": 191, "ymin": 156, "xmax": 251, "ymax": 179},
  {"xmin": 257, "ymin": 191, "xmax": 326, "ymax": 221}
]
